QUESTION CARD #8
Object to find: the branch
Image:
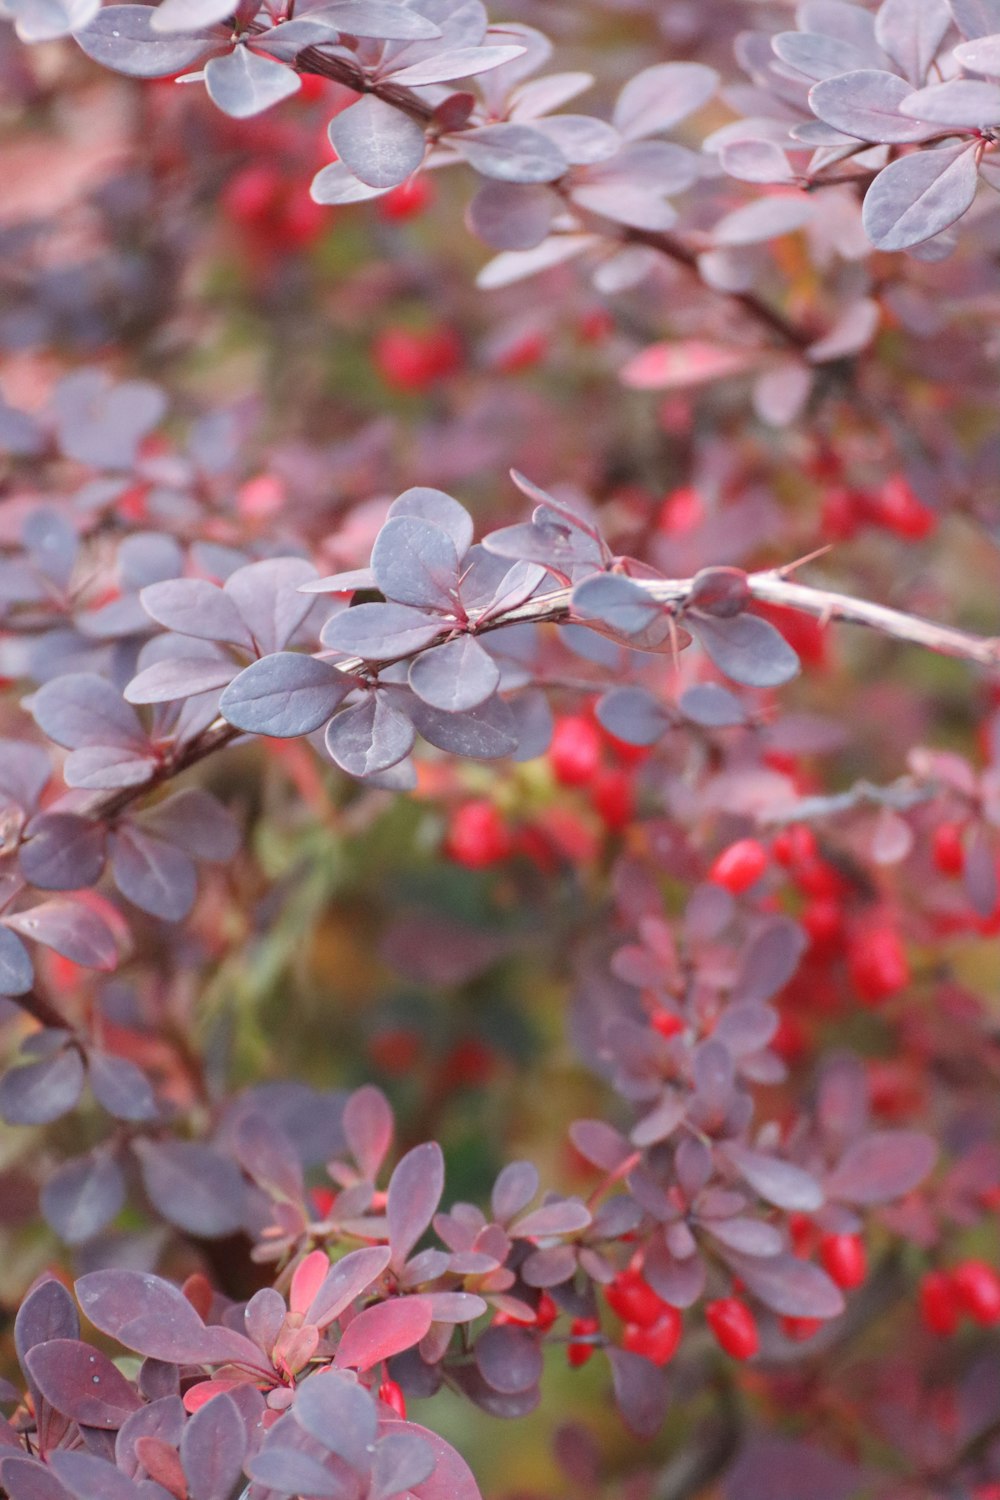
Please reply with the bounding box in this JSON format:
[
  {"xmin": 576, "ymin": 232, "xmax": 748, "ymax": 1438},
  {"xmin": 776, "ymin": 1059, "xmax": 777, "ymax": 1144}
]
[
  {"xmin": 78, "ymin": 567, "xmax": 1000, "ymax": 833},
  {"xmin": 289, "ymin": 53, "xmax": 817, "ymax": 354}
]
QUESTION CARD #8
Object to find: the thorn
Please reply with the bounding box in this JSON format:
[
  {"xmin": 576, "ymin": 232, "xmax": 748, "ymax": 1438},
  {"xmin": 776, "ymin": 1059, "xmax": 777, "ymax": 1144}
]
[{"xmin": 775, "ymin": 544, "xmax": 833, "ymax": 578}]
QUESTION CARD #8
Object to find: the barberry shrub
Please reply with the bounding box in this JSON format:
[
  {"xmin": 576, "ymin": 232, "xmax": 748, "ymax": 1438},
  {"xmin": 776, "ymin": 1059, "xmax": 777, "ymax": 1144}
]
[{"xmin": 0, "ymin": 2, "xmax": 1000, "ymax": 1499}]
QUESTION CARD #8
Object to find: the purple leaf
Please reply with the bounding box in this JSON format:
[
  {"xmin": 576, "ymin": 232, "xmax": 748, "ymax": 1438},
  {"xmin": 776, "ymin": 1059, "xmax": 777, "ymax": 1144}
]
[
  {"xmin": 329, "ymin": 96, "xmax": 426, "ymax": 189},
  {"xmin": 180, "ymin": 1393, "xmax": 247, "ymax": 1500},
  {"xmin": 343, "ymin": 1084, "xmax": 393, "ymax": 1178},
  {"xmin": 408, "ymin": 636, "xmax": 500, "ymax": 713},
  {"xmin": 491, "ymin": 1160, "xmax": 540, "ymax": 1220},
  {"xmin": 511, "ymin": 1198, "xmax": 591, "ymax": 1237},
  {"xmin": 321, "ymin": 602, "xmax": 442, "ymax": 658},
  {"xmin": 205, "ymin": 45, "xmax": 301, "ymax": 118},
  {"xmin": 111, "ymin": 826, "xmax": 197, "ymax": 921},
  {"xmin": 407, "ymin": 694, "xmax": 519, "ymax": 759},
  {"xmin": 809, "ymin": 69, "xmax": 933, "ymax": 141},
  {"xmin": 572, "ymin": 573, "xmax": 664, "ymax": 637},
  {"xmin": 387, "ymin": 1142, "xmax": 444, "ymax": 1268},
  {"xmin": 0, "ymin": 1048, "xmax": 85, "ymax": 1125},
  {"xmin": 474, "ymin": 1325, "xmax": 542, "ymax": 1393},
  {"xmin": 19, "ymin": 814, "xmax": 106, "ymax": 892},
  {"xmin": 876, "ymin": 0, "xmax": 951, "ymax": 84},
  {"xmin": 690, "ymin": 612, "xmax": 800, "ymax": 688},
  {"xmin": 606, "ymin": 1347, "xmax": 670, "ymax": 1440},
  {"xmin": 596, "ymin": 687, "xmax": 671, "ymax": 746},
  {"xmin": 133, "ymin": 1139, "xmax": 247, "ymax": 1236},
  {"xmin": 124, "ymin": 656, "xmax": 236, "ymax": 705},
  {"xmin": 116, "ymin": 1398, "xmax": 185, "ymax": 1479},
  {"xmin": 63, "ymin": 747, "xmax": 159, "ymax": 791},
  {"xmin": 302, "ymin": 0, "xmax": 442, "ymax": 40},
  {"xmin": 0, "ymin": 1460, "xmax": 73, "ymax": 1500},
  {"xmin": 41, "ymin": 1152, "xmax": 125, "ymax": 1244},
  {"xmin": 379, "ymin": 1421, "xmax": 480, "ymax": 1500},
  {"xmin": 76, "ymin": 1270, "xmax": 211, "ymax": 1362},
  {"xmin": 5, "ymin": 900, "xmax": 117, "ymax": 970},
  {"xmin": 88, "ymin": 1052, "xmax": 157, "ymax": 1121},
  {"xmin": 720, "ymin": 1252, "xmax": 845, "ymax": 1318},
  {"xmin": 900, "ymin": 78, "xmax": 1000, "ymax": 124},
  {"xmin": 387, "ymin": 44, "xmax": 525, "ymax": 86},
  {"xmin": 73, "ymin": 5, "xmax": 217, "ymax": 75},
  {"xmin": 613, "ymin": 61, "xmax": 717, "ymax": 137},
  {"xmin": 862, "ymin": 141, "xmax": 981, "ymax": 249},
  {"xmin": 232, "ymin": 1113, "xmax": 304, "ymax": 1202},
  {"xmin": 333, "ymin": 1297, "xmax": 434, "ymax": 1371},
  {"xmin": 370, "ymin": 1431, "xmax": 436, "ymax": 1500},
  {"xmin": 25, "ymin": 1341, "xmax": 143, "ymax": 1428},
  {"xmin": 138, "ymin": 790, "xmax": 239, "ymax": 863},
  {"xmin": 0, "ymin": 926, "xmax": 33, "ymax": 996},
  {"xmin": 223, "ymin": 557, "xmax": 318, "ymax": 655},
  {"xmin": 292, "ymin": 1373, "xmax": 377, "ymax": 1468},
  {"xmin": 150, "ymin": 0, "xmax": 235, "ymax": 30},
  {"xmin": 722, "ymin": 1145, "xmax": 823, "ymax": 1211},
  {"xmin": 48, "ymin": 1451, "xmax": 142, "ymax": 1500},
  {"xmin": 466, "ymin": 182, "xmax": 555, "ymax": 250},
  {"xmin": 246, "ymin": 1448, "xmax": 349, "ymax": 1498},
  {"xmin": 372, "ymin": 516, "xmax": 461, "ymax": 610},
  {"xmin": 324, "ymin": 693, "xmax": 415, "ymax": 778},
  {"xmin": 305, "ymin": 1246, "xmax": 392, "ymax": 1329},
  {"xmin": 140, "ymin": 579, "xmax": 254, "ymax": 651},
  {"xmin": 826, "ymin": 1129, "xmax": 937, "ymax": 1204},
  {"xmin": 220, "ymin": 653, "xmax": 349, "ymax": 737},
  {"xmin": 31, "ymin": 674, "xmax": 145, "ymax": 751},
  {"xmin": 453, "ymin": 123, "xmax": 567, "ymax": 184}
]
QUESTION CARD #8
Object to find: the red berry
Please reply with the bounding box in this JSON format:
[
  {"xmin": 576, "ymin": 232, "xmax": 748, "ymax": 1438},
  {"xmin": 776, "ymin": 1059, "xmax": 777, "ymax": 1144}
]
[
  {"xmin": 567, "ymin": 1315, "xmax": 600, "ymax": 1367},
  {"xmin": 873, "ymin": 475, "xmax": 936, "ymax": 540},
  {"xmin": 819, "ymin": 1233, "xmax": 867, "ymax": 1290},
  {"xmin": 932, "ymin": 822, "xmax": 965, "ymax": 876},
  {"xmin": 369, "ymin": 1027, "xmax": 422, "ymax": 1075},
  {"xmin": 772, "ymin": 825, "xmax": 818, "ymax": 868},
  {"xmin": 708, "ymin": 839, "xmax": 769, "ymax": 895},
  {"xmin": 378, "ymin": 1379, "xmax": 406, "ymax": 1418},
  {"xmin": 535, "ymin": 1293, "xmax": 558, "ymax": 1331},
  {"xmin": 802, "ymin": 899, "xmax": 844, "ymax": 952},
  {"xmin": 622, "ymin": 1307, "xmax": 682, "ymax": 1366},
  {"xmin": 374, "ymin": 326, "xmax": 462, "ymax": 392},
  {"xmin": 604, "ymin": 1271, "xmax": 664, "ymax": 1329},
  {"xmin": 657, "ymin": 486, "xmax": 704, "ymax": 536},
  {"xmin": 223, "ymin": 164, "xmax": 281, "ymax": 226},
  {"xmin": 919, "ymin": 1270, "xmax": 959, "ymax": 1336},
  {"xmin": 377, "ymin": 176, "xmax": 433, "ymax": 221},
  {"xmin": 794, "ymin": 858, "xmax": 845, "ymax": 900},
  {"xmin": 848, "ymin": 926, "xmax": 909, "ymax": 1005},
  {"xmin": 788, "ymin": 1213, "xmax": 817, "ymax": 1257},
  {"xmin": 952, "ymin": 1260, "xmax": 1000, "ymax": 1325},
  {"xmin": 820, "ymin": 486, "xmax": 863, "ymax": 542},
  {"xmin": 549, "ymin": 715, "xmax": 603, "ymax": 787},
  {"xmin": 444, "ymin": 801, "xmax": 512, "ymax": 869},
  {"xmin": 591, "ymin": 767, "xmax": 634, "ymax": 830},
  {"xmin": 650, "ymin": 1008, "xmax": 684, "ymax": 1040},
  {"xmin": 781, "ymin": 1315, "xmax": 822, "ymax": 1341},
  {"xmin": 706, "ymin": 1298, "xmax": 759, "ymax": 1360}
]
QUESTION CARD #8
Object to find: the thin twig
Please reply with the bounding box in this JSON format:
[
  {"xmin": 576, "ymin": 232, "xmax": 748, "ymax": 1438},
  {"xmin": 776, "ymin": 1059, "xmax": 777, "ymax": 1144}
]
[{"xmin": 78, "ymin": 568, "xmax": 1000, "ymax": 832}]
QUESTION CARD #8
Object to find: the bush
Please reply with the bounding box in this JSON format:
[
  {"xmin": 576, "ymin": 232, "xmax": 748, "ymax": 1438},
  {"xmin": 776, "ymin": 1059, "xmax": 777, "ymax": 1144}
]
[{"xmin": 1, "ymin": 3, "xmax": 1000, "ymax": 1499}]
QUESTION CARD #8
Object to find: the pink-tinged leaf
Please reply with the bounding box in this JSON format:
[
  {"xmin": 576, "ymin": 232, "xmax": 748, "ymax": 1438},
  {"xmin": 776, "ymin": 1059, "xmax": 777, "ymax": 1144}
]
[
  {"xmin": 511, "ymin": 1198, "xmax": 591, "ymax": 1237},
  {"xmin": 5, "ymin": 900, "xmax": 118, "ymax": 970},
  {"xmin": 722, "ymin": 1144, "xmax": 823, "ymax": 1211},
  {"xmin": 380, "ymin": 1420, "xmax": 482, "ymax": 1500},
  {"xmin": 862, "ymin": 142, "xmax": 981, "ymax": 250},
  {"xmin": 900, "ymin": 78, "xmax": 1000, "ymax": 124},
  {"xmin": 344, "ymin": 1084, "xmax": 394, "ymax": 1178},
  {"xmin": 305, "ymin": 1245, "xmax": 392, "ymax": 1328},
  {"xmin": 613, "ymin": 61, "xmax": 718, "ymax": 138},
  {"xmin": 712, "ymin": 195, "xmax": 814, "ymax": 245},
  {"xmin": 826, "ymin": 1130, "xmax": 937, "ymax": 1204},
  {"xmin": 807, "ymin": 298, "xmax": 881, "ymax": 363},
  {"xmin": 333, "ymin": 1297, "xmax": 433, "ymax": 1371},
  {"xmin": 328, "ymin": 96, "xmax": 427, "ymax": 190},
  {"xmin": 721, "ymin": 1252, "xmax": 845, "ymax": 1318},
  {"xmin": 290, "ymin": 1251, "xmax": 331, "ymax": 1316},
  {"xmin": 386, "ymin": 44, "xmax": 525, "ymax": 86},
  {"xmin": 179, "ymin": 1393, "xmax": 247, "ymax": 1500},
  {"xmin": 620, "ymin": 340, "xmax": 759, "ymax": 390},
  {"xmin": 491, "ymin": 1160, "xmax": 540, "ymax": 1219},
  {"xmin": 150, "ymin": 0, "xmax": 236, "ymax": 31},
  {"xmin": 809, "ymin": 70, "xmax": 937, "ymax": 142},
  {"xmin": 25, "ymin": 1341, "xmax": 143, "ymax": 1428},
  {"xmin": 139, "ymin": 579, "xmax": 254, "ymax": 650},
  {"xmin": 124, "ymin": 657, "xmax": 235, "ymax": 705},
  {"xmin": 387, "ymin": 1141, "xmax": 445, "ymax": 1268}
]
